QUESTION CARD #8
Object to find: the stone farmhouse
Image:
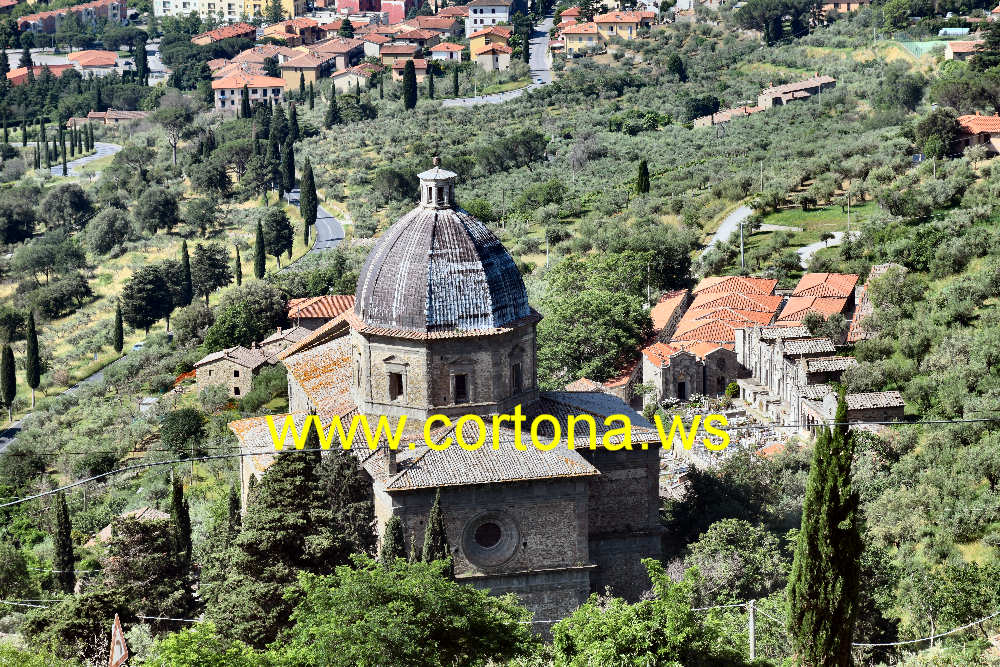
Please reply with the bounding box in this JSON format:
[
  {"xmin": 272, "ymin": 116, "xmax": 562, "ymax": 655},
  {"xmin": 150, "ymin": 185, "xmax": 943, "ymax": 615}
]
[
  {"xmin": 194, "ymin": 344, "xmax": 269, "ymax": 398},
  {"xmin": 230, "ymin": 162, "xmax": 664, "ymax": 627}
]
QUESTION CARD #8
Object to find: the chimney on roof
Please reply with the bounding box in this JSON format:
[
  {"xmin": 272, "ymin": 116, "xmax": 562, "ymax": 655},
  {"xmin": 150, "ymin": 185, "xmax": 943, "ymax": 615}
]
[
  {"xmin": 278, "ymin": 326, "xmax": 283, "ymax": 335},
  {"xmin": 387, "ymin": 447, "xmax": 398, "ymax": 475},
  {"xmin": 977, "ymin": 110, "xmax": 982, "ymax": 115}
]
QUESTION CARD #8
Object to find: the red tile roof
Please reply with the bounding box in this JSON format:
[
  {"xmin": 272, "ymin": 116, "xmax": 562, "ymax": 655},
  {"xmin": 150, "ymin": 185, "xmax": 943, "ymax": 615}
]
[
  {"xmin": 430, "ymin": 42, "xmax": 465, "ymax": 51},
  {"xmin": 212, "ymin": 73, "xmax": 286, "ymax": 89},
  {"xmin": 693, "ymin": 276, "xmax": 778, "ymax": 295},
  {"xmin": 311, "ymin": 36, "xmax": 365, "ymax": 53},
  {"xmin": 193, "ymin": 22, "xmax": 256, "ymax": 42},
  {"xmin": 650, "ymin": 289, "xmax": 688, "ymax": 332},
  {"xmin": 688, "ymin": 291, "xmax": 783, "ymax": 313},
  {"xmin": 958, "ymin": 112, "xmax": 1000, "ymax": 134},
  {"xmin": 791, "ymin": 272, "xmax": 858, "ymax": 298},
  {"xmin": 437, "ymin": 5, "xmax": 469, "ymax": 16},
  {"xmin": 287, "ymin": 295, "xmax": 356, "ymax": 320},
  {"xmin": 6, "ymin": 64, "xmax": 73, "ymax": 85},
  {"xmin": 392, "ymin": 58, "xmax": 428, "ymax": 70},
  {"xmin": 381, "ymin": 43, "xmax": 420, "ymax": 55},
  {"xmin": 776, "ymin": 296, "xmax": 849, "ymax": 323},
  {"xmin": 561, "ymin": 21, "xmax": 599, "ymax": 34},
  {"xmin": 474, "ymin": 43, "xmax": 513, "ymax": 56},
  {"xmin": 561, "ymin": 6, "xmax": 581, "ymax": 16},
  {"xmin": 468, "ymin": 25, "xmax": 513, "ymax": 39},
  {"xmin": 594, "ymin": 10, "xmax": 654, "ymax": 22},
  {"xmin": 948, "ymin": 40, "xmax": 983, "ymax": 53},
  {"xmin": 397, "ymin": 28, "xmax": 439, "ymax": 40},
  {"xmin": 67, "ymin": 49, "xmax": 118, "ymax": 67},
  {"xmin": 362, "ymin": 33, "xmax": 392, "ymax": 44}
]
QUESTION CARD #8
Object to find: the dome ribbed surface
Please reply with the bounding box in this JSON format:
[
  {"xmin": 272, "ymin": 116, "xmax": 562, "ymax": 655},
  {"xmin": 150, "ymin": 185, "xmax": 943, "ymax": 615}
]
[{"xmin": 354, "ymin": 206, "xmax": 530, "ymax": 332}]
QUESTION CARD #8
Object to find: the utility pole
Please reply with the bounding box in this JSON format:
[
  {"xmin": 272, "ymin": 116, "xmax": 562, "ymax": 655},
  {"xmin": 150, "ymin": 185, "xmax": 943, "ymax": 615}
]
[
  {"xmin": 646, "ymin": 260, "xmax": 651, "ymax": 304},
  {"xmin": 748, "ymin": 600, "xmax": 756, "ymax": 661},
  {"xmin": 846, "ymin": 184, "xmax": 851, "ymax": 235},
  {"xmin": 759, "ymin": 162, "xmax": 764, "ymax": 194}
]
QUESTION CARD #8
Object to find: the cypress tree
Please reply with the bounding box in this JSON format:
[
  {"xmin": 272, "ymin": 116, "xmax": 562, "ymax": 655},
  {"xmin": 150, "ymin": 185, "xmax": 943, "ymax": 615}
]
[
  {"xmin": 227, "ymin": 483, "xmax": 242, "ymax": 546},
  {"xmin": 403, "ymin": 60, "xmax": 417, "ymax": 110},
  {"xmin": 380, "ymin": 514, "xmax": 406, "ymax": 565},
  {"xmin": 379, "ymin": 75, "xmax": 384, "ymax": 99},
  {"xmin": 787, "ymin": 391, "xmax": 862, "ymax": 667},
  {"xmin": 422, "ymin": 488, "xmax": 451, "ymax": 574},
  {"xmin": 3, "ymin": 115, "xmax": 7, "ymax": 144},
  {"xmin": 254, "ymin": 221, "xmax": 266, "ymax": 279},
  {"xmin": 234, "ymin": 244, "xmax": 243, "ymax": 286},
  {"xmin": 180, "ymin": 240, "xmax": 193, "ymax": 306},
  {"xmin": 452, "ymin": 66, "xmax": 459, "ymax": 96},
  {"xmin": 0, "ymin": 344, "xmax": 14, "ymax": 423},
  {"xmin": 25, "ymin": 312, "xmax": 39, "ymax": 409},
  {"xmin": 288, "ymin": 103, "xmax": 300, "ymax": 143},
  {"xmin": 54, "ymin": 492, "xmax": 75, "ymax": 594},
  {"xmin": 355, "ymin": 80, "xmax": 360, "ymax": 103},
  {"xmin": 281, "ymin": 136, "xmax": 295, "ymax": 193},
  {"xmin": 298, "ymin": 71, "xmax": 305, "ymax": 98},
  {"xmin": 88, "ymin": 123, "xmax": 94, "ymax": 150},
  {"xmin": 61, "ymin": 140, "xmax": 67, "ymax": 176},
  {"xmin": 113, "ymin": 301, "xmax": 124, "ymax": 354},
  {"xmin": 171, "ymin": 475, "xmax": 193, "ymax": 570},
  {"xmin": 324, "ymin": 93, "xmax": 340, "ymax": 128},
  {"xmin": 33, "ymin": 145, "xmax": 39, "ymax": 170},
  {"xmin": 303, "ymin": 219, "xmax": 309, "ymax": 245},
  {"xmin": 241, "ymin": 84, "xmax": 251, "ymax": 118},
  {"xmin": 300, "ymin": 158, "xmax": 317, "ymax": 227},
  {"xmin": 428, "ymin": 71, "xmax": 434, "ymax": 99},
  {"xmin": 21, "ymin": 117, "xmax": 26, "ymax": 147},
  {"xmin": 636, "ymin": 159, "xmax": 650, "ymax": 194},
  {"xmin": 308, "ymin": 82, "xmax": 315, "ymax": 110},
  {"xmin": 69, "ymin": 127, "xmax": 75, "ymax": 157},
  {"xmin": 266, "ymin": 131, "xmax": 281, "ymax": 193}
]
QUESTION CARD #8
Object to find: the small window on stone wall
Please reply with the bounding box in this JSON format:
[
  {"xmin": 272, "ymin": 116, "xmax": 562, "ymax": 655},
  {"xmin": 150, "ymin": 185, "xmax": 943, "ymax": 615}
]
[
  {"xmin": 234, "ymin": 386, "xmax": 241, "ymax": 396},
  {"xmin": 389, "ymin": 372, "xmax": 404, "ymax": 401},
  {"xmin": 454, "ymin": 374, "xmax": 469, "ymax": 403},
  {"xmin": 474, "ymin": 522, "xmax": 501, "ymax": 548},
  {"xmin": 234, "ymin": 369, "xmax": 240, "ymax": 378},
  {"xmin": 511, "ymin": 363, "xmax": 523, "ymax": 394}
]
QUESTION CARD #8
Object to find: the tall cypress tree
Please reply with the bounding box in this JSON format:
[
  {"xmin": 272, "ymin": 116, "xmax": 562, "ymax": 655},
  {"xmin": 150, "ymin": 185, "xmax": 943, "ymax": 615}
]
[
  {"xmin": 324, "ymin": 93, "xmax": 340, "ymax": 129},
  {"xmin": 180, "ymin": 240, "xmax": 193, "ymax": 307},
  {"xmin": 54, "ymin": 492, "xmax": 75, "ymax": 594},
  {"xmin": 241, "ymin": 84, "xmax": 251, "ymax": 118},
  {"xmin": 61, "ymin": 139, "xmax": 67, "ymax": 176},
  {"xmin": 298, "ymin": 71, "xmax": 306, "ymax": 98},
  {"xmin": 636, "ymin": 159, "xmax": 650, "ymax": 194},
  {"xmin": 3, "ymin": 115, "xmax": 7, "ymax": 145},
  {"xmin": 254, "ymin": 221, "xmax": 266, "ymax": 279},
  {"xmin": 308, "ymin": 82, "xmax": 315, "ymax": 110},
  {"xmin": 227, "ymin": 483, "xmax": 242, "ymax": 546},
  {"xmin": 113, "ymin": 301, "xmax": 124, "ymax": 354},
  {"xmin": 300, "ymin": 158, "xmax": 317, "ymax": 227},
  {"xmin": 0, "ymin": 344, "xmax": 14, "ymax": 423},
  {"xmin": 303, "ymin": 220, "xmax": 309, "ymax": 245},
  {"xmin": 21, "ymin": 117, "xmax": 27, "ymax": 147},
  {"xmin": 25, "ymin": 312, "xmax": 39, "ymax": 409},
  {"xmin": 428, "ymin": 71, "xmax": 435, "ymax": 99},
  {"xmin": 452, "ymin": 66, "xmax": 459, "ymax": 96},
  {"xmin": 171, "ymin": 475, "xmax": 193, "ymax": 570},
  {"xmin": 234, "ymin": 244, "xmax": 243, "ymax": 286},
  {"xmin": 33, "ymin": 145, "xmax": 39, "ymax": 170},
  {"xmin": 379, "ymin": 75, "xmax": 384, "ymax": 99},
  {"xmin": 380, "ymin": 514, "xmax": 406, "ymax": 565},
  {"xmin": 422, "ymin": 489, "xmax": 451, "ymax": 575},
  {"xmin": 403, "ymin": 60, "xmax": 417, "ymax": 110},
  {"xmin": 266, "ymin": 131, "xmax": 281, "ymax": 194},
  {"xmin": 787, "ymin": 392, "xmax": 862, "ymax": 667},
  {"xmin": 281, "ymin": 137, "xmax": 295, "ymax": 193},
  {"xmin": 288, "ymin": 103, "xmax": 300, "ymax": 143}
]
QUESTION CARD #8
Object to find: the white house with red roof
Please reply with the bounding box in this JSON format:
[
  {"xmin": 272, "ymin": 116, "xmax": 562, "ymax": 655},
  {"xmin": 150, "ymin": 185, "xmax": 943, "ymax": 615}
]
[
  {"xmin": 956, "ymin": 111, "xmax": 1000, "ymax": 154},
  {"xmin": 212, "ymin": 73, "xmax": 286, "ymax": 112},
  {"xmin": 429, "ymin": 42, "xmax": 465, "ymax": 61}
]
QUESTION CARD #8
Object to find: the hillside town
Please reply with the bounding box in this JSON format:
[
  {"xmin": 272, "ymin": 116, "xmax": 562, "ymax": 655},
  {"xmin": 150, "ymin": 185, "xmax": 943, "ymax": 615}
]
[{"xmin": 4, "ymin": 0, "xmax": 1000, "ymax": 662}]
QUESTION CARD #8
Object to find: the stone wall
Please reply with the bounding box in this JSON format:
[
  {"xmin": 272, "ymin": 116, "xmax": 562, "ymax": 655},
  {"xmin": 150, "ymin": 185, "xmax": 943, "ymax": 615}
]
[{"xmin": 197, "ymin": 358, "xmax": 255, "ymax": 398}]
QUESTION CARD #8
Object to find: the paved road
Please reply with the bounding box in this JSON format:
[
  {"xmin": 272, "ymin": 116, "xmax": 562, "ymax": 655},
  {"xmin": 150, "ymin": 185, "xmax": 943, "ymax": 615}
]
[
  {"xmin": 283, "ymin": 189, "xmax": 346, "ymax": 268},
  {"xmin": 442, "ymin": 13, "xmax": 554, "ymax": 108},
  {"xmin": 797, "ymin": 231, "xmax": 858, "ymax": 268},
  {"xmin": 700, "ymin": 205, "xmax": 754, "ymax": 259},
  {"xmin": 50, "ymin": 141, "xmax": 121, "ymax": 177}
]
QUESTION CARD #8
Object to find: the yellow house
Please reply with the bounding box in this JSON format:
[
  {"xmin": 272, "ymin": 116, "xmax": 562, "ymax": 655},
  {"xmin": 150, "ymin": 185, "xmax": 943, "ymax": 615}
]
[
  {"xmin": 594, "ymin": 11, "xmax": 654, "ymax": 41},
  {"xmin": 242, "ymin": 0, "xmax": 305, "ymax": 20},
  {"xmin": 468, "ymin": 25, "xmax": 512, "ymax": 56},
  {"xmin": 278, "ymin": 51, "xmax": 337, "ymax": 90},
  {"xmin": 561, "ymin": 22, "xmax": 601, "ymax": 54}
]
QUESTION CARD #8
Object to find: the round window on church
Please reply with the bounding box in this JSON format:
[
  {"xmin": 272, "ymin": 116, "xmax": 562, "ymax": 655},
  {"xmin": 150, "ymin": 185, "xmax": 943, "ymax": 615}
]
[
  {"xmin": 474, "ymin": 522, "xmax": 502, "ymax": 548},
  {"xmin": 463, "ymin": 512, "xmax": 519, "ymax": 567}
]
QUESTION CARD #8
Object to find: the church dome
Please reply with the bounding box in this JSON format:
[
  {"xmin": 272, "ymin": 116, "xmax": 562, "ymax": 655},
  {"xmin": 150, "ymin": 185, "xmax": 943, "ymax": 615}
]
[{"xmin": 354, "ymin": 161, "xmax": 531, "ymax": 333}]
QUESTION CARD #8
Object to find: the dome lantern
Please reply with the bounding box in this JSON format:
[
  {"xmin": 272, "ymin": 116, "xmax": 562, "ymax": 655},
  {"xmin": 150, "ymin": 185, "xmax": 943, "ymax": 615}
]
[{"xmin": 417, "ymin": 156, "xmax": 457, "ymax": 210}]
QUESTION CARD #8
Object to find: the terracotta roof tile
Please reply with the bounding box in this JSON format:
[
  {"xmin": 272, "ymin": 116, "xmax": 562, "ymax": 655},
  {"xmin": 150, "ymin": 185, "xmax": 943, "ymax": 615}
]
[
  {"xmin": 650, "ymin": 289, "xmax": 688, "ymax": 332},
  {"xmin": 212, "ymin": 73, "xmax": 286, "ymax": 89},
  {"xmin": 693, "ymin": 276, "xmax": 778, "ymax": 295},
  {"xmin": 958, "ymin": 113, "xmax": 1000, "ymax": 134},
  {"xmin": 561, "ymin": 21, "xmax": 599, "ymax": 34},
  {"xmin": 791, "ymin": 272, "xmax": 858, "ymax": 298},
  {"xmin": 430, "ymin": 42, "xmax": 465, "ymax": 51},
  {"xmin": 776, "ymin": 296, "xmax": 849, "ymax": 323},
  {"xmin": 288, "ymin": 295, "xmax": 355, "ymax": 320},
  {"xmin": 193, "ymin": 22, "xmax": 256, "ymax": 42}
]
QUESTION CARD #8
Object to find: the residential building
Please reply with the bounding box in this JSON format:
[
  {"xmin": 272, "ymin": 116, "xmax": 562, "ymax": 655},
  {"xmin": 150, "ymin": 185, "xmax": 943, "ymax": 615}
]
[
  {"xmin": 287, "ymin": 295, "xmax": 356, "ymax": 329},
  {"xmin": 310, "ymin": 36, "xmax": 366, "ymax": 70},
  {"xmin": 820, "ymin": 0, "xmax": 870, "ymax": 12},
  {"xmin": 692, "ymin": 105, "xmax": 765, "ymax": 128},
  {"xmin": 279, "ymin": 50, "xmax": 338, "ymax": 89},
  {"xmin": 67, "ymin": 49, "xmax": 119, "ymax": 69},
  {"xmin": 468, "ymin": 25, "xmax": 512, "ymax": 54},
  {"xmin": 190, "ymin": 22, "xmax": 256, "ymax": 45},
  {"xmin": 85, "ymin": 109, "xmax": 149, "ymax": 124},
  {"xmin": 380, "ymin": 43, "xmax": 420, "ymax": 65},
  {"xmin": 260, "ymin": 326, "xmax": 311, "ymax": 357},
  {"xmin": 395, "ymin": 28, "xmax": 441, "ymax": 49},
  {"xmin": 465, "ymin": 0, "xmax": 511, "ymax": 33},
  {"xmin": 594, "ymin": 10, "xmax": 654, "ymax": 41},
  {"xmin": 261, "ymin": 17, "xmax": 323, "ymax": 46},
  {"xmin": 391, "ymin": 57, "xmax": 428, "ymax": 81},
  {"xmin": 945, "ymin": 40, "xmax": 983, "ymax": 60},
  {"xmin": 233, "ymin": 44, "xmax": 300, "ymax": 66},
  {"xmin": 194, "ymin": 344, "xmax": 270, "ymax": 397},
  {"xmin": 401, "ymin": 15, "xmax": 461, "ymax": 35},
  {"xmin": 559, "ymin": 5, "xmax": 581, "ymax": 20},
  {"xmin": 756, "ymin": 75, "xmax": 837, "ymax": 108},
  {"xmin": 474, "ymin": 43, "xmax": 511, "ymax": 70},
  {"xmin": 211, "ymin": 60, "xmax": 267, "ymax": 79},
  {"xmin": 212, "ymin": 73, "xmax": 286, "ymax": 112},
  {"xmin": 381, "ymin": 0, "xmax": 416, "ymax": 23},
  {"xmin": 437, "ymin": 4, "xmax": 469, "ymax": 19},
  {"xmin": 429, "ymin": 41, "xmax": 465, "ymax": 61},
  {"xmin": 230, "ymin": 161, "xmax": 664, "ymax": 627},
  {"xmin": 241, "ymin": 0, "xmax": 305, "ymax": 17},
  {"xmin": 154, "ymin": 0, "xmax": 240, "ymax": 23},
  {"xmin": 362, "ymin": 33, "xmax": 392, "ymax": 58},
  {"xmin": 331, "ymin": 62, "xmax": 385, "ymax": 92},
  {"xmin": 562, "ymin": 22, "xmax": 600, "ymax": 54},
  {"xmin": 5, "ymin": 64, "xmax": 73, "ymax": 86},
  {"xmin": 19, "ymin": 0, "xmax": 126, "ymax": 34},
  {"xmin": 0, "ymin": 0, "xmax": 17, "ymax": 14}
]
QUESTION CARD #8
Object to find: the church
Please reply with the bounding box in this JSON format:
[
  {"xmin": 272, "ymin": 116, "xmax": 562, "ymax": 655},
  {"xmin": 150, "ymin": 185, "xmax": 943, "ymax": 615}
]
[{"xmin": 229, "ymin": 161, "xmax": 664, "ymax": 626}]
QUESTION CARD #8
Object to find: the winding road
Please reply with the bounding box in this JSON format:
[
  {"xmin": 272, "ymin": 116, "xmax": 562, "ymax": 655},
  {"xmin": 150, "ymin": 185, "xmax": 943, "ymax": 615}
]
[
  {"xmin": 282, "ymin": 188, "xmax": 346, "ymax": 269},
  {"xmin": 442, "ymin": 13, "xmax": 555, "ymax": 108},
  {"xmin": 700, "ymin": 205, "xmax": 754, "ymax": 260},
  {"xmin": 50, "ymin": 141, "xmax": 122, "ymax": 177}
]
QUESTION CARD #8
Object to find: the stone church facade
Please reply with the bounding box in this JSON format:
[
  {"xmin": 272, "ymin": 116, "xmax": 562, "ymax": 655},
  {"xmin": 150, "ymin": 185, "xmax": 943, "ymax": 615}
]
[{"xmin": 231, "ymin": 162, "xmax": 664, "ymax": 627}]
